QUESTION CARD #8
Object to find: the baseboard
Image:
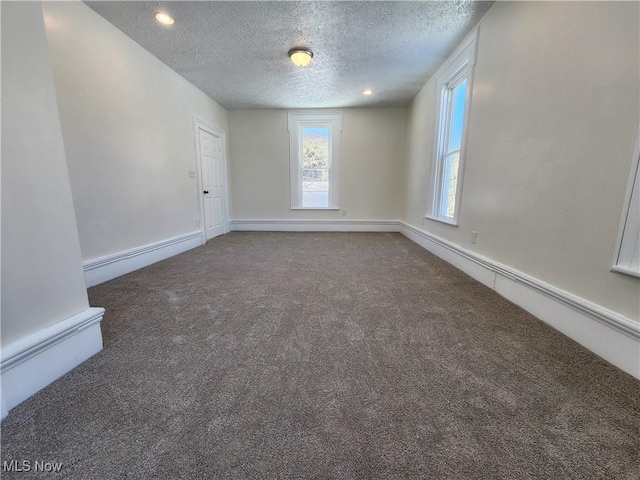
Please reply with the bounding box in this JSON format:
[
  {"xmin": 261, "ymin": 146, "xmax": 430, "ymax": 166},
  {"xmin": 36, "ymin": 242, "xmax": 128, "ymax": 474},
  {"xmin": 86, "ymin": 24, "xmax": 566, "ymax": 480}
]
[
  {"xmin": 230, "ymin": 219, "xmax": 400, "ymax": 232},
  {"xmin": 80, "ymin": 221, "xmax": 639, "ymax": 378},
  {"xmin": 399, "ymin": 221, "xmax": 640, "ymax": 379},
  {"xmin": 83, "ymin": 231, "xmax": 202, "ymax": 287},
  {"xmin": 1, "ymin": 307, "xmax": 105, "ymax": 418}
]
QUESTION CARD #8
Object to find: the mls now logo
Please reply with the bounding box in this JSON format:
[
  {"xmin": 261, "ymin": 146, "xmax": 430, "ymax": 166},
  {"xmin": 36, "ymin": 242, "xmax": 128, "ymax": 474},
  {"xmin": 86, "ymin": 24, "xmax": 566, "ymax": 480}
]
[{"xmin": 2, "ymin": 460, "xmax": 63, "ymax": 473}]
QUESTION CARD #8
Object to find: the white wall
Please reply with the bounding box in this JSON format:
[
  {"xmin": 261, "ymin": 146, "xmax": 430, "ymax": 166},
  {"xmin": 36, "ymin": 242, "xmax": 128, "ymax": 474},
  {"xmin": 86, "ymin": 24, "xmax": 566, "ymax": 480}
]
[
  {"xmin": 42, "ymin": 1, "xmax": 229, "ymax": 262},
  {"xmin": 229, "ymin": 108, "xmax": 406, "ymax": 221},
  {"xmin": 403, "ymin": 1, "xmax": 640, "ymax": 321},
  {"xmin": 1, "ymin": 1, "xmax": 89, "ymax": 347}
]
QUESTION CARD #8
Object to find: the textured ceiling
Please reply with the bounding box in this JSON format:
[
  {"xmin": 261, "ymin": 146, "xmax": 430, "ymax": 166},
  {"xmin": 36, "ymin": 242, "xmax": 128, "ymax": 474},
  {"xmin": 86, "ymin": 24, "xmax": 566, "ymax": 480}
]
[{"xmin": 85, "ymin": 1, "xmax": 494, "ymax": 109}]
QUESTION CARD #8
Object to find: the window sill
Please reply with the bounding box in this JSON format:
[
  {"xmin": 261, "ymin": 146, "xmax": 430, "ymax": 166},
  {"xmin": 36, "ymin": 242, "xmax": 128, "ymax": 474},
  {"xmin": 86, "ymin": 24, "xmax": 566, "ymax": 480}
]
[
  {"xmin": 425, "ymin": 215, "xmax": 459, "ymax": 227},
  {"xmin": 611, "ymin": 265, "xmax": 640, "ymax": 279},
  {"xmin": 291, "ymin": 207, "xmax": 340, "ymax": 211}
]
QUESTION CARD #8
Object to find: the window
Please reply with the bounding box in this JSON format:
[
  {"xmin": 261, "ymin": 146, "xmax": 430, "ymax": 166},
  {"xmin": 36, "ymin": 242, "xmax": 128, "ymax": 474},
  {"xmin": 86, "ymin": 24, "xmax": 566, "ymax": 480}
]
[
  {"xmin": 612, "ymin": 128, "xmax": 640, "ymax": 278},
  {"xmin": 288, "ymin": 112, "xmax": 342, "ymax": 209},
  {"xmin": 427, "ymin": 30, "xmax": 478, "ymax": 225}
]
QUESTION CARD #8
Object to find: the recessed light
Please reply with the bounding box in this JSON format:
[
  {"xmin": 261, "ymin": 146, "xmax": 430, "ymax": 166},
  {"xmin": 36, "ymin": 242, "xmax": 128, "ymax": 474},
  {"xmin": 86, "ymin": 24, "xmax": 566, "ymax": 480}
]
[
  {"xmin": 155, "ymin": 12, "xmax": 174, "ymax": 25},
  {"xmin": 363, "ymin": 89, "xmax": 373, "ymax": 96}
]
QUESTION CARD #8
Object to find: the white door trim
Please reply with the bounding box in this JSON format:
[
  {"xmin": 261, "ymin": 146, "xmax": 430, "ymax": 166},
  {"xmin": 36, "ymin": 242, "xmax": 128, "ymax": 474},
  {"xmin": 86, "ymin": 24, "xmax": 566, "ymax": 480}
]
[{"xmin": 193, "ymin": 116, "xmax": 230, "ymax": 244}]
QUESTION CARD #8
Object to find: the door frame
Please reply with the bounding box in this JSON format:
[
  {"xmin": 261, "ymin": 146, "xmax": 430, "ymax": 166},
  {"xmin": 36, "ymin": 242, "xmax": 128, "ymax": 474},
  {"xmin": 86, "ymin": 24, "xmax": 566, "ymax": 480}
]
[{"xmin": 193, "ymin": 116, "xmax": 231, "ymax": 244}]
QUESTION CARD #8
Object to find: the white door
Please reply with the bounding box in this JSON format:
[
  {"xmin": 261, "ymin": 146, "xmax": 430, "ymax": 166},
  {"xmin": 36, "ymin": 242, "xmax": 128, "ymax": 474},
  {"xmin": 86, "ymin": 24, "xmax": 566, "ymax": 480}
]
[{"xmin": 198, "ymin": 127, "xmax": 226, "ymax": 240}]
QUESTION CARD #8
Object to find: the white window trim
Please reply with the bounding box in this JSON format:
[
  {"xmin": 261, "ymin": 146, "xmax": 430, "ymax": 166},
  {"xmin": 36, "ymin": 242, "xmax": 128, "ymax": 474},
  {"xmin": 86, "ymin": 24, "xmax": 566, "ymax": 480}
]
[
  {"xmin": 288, "ymin": 112, "xmax": 342, "ymax": 210},
  {"xmin": 426, "ymin": 28, "xmax": 479, "ymax": 226},
  {"xmin": 612, "ymin": 127, "xmax": 640, "ymax": 278}
]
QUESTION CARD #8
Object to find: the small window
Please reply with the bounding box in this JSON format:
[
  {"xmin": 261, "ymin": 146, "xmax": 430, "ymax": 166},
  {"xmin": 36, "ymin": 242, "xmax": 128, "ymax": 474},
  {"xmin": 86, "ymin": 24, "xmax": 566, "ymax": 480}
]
[
  {"xmin": 288, "ymin": 112, "xmax": 342, "ymax": 209},
  {"xmin": 612, "ymin": 128, "xmax": 640, "ymax": 278},
  {"xmin": 427, "ymin": 30, "xmax": 478, "ymax": 225}
]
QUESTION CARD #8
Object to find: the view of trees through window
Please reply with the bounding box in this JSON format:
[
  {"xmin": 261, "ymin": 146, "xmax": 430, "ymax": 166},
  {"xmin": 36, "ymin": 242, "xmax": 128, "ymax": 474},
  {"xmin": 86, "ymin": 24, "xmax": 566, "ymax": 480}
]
[
  {"xmin": 440, "ymin": 152, "xmax": 459, "ymax": 218},
  {"xmin": 302, "ymin": 127, "xmax": 330, "ymax": 207}
]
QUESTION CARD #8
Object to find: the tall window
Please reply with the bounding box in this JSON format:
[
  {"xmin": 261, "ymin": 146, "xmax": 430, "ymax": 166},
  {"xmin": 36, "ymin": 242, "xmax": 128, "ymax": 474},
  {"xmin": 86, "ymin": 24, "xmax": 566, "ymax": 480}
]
[
  {"xmin": 612, "ymin": 128, "xmax": 640, "ymax": 278},
  {"xmin": 288, "ymin": 112, "xmax": 342, "ymax": 209},
  {"xmin": 427, "ymin": 30, "xmax": 478, "ymax": 225}
]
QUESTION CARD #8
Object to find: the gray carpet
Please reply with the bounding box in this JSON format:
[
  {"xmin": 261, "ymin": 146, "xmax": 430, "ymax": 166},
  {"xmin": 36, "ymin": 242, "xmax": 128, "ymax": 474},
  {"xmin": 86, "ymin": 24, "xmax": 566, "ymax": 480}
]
[{"xmin": 2, "ymin": 232, "xmax": 639, "ymax": 479}]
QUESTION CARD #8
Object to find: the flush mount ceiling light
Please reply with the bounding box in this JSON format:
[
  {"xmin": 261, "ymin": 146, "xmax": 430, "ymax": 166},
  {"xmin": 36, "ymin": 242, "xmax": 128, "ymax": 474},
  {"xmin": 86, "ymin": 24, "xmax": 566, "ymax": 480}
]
[
  {"xmin": 288, "ymin": 48, "xmax": 313, "ymax": 67},
  {"xmin": 154, "ymin": 12, "xmax": 174, "ymax": 25},
  {"xmin": 363, "ymin": 89, "xmax": 373, "ymax": 96}
]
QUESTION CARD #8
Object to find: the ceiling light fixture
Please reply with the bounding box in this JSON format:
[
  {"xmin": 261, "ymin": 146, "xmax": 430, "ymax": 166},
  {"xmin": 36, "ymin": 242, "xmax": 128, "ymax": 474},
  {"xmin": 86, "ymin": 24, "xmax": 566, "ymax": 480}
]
[
  {"xmin": 363, "ymin": 89, "xmax": 373, "ymax": 96},
  {"xmin": 154, "ymin": 12, "xmax": 174, "ymax": 25},
  {"xmin": 288, "ymin": 48, "xmax": 313, "ymax": 67}
]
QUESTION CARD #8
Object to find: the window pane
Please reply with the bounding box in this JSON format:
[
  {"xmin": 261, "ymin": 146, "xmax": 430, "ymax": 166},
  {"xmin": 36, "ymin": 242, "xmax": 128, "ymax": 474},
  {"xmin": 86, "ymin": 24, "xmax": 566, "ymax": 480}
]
[
  {"xmin": 302, "ymin": 127, "xmax": 330, "ymax": 208},
  {"xmin": 439, "ymin": 151, "xmax": 460, "ymax": 218},
  {"xmin": 447, "ymin": 79, "xmax": 467, "ymax": 153}
]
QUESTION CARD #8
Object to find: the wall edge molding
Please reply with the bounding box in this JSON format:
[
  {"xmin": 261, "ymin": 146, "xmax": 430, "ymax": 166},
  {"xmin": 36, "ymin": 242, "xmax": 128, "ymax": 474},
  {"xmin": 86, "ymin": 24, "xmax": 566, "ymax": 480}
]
[
  {"xmin": 83, "ymin": 231, "xmax": 202, "ymax": 287},
  {"xmin": 399, "ymin": 221, "xmax": 639, "ymax": 378},
  {"xmin": 399, "ymin": 221, "xmax": 639, "ymax": 341},
  {"xmin": 1, "ymin": 307, "xmax": 105, "ymax": 418},
  {"xmin": 1, "ymin": 307, "xmax": 105, "ymax": 372},
  {"xmin": 84, "ymin": 231, "xmax": 202, "ymax": 270},
  {"xmin": 230, "ymin": 219, "xmax": 400, "ymax": 232}
]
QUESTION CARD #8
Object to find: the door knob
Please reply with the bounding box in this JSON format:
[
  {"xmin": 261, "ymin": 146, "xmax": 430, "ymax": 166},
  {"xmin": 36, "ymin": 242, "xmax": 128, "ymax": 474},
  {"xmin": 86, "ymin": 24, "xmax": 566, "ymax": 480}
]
[{"xmin": 203, "ymin": 190, "xmax": 209, "ymax": 194}]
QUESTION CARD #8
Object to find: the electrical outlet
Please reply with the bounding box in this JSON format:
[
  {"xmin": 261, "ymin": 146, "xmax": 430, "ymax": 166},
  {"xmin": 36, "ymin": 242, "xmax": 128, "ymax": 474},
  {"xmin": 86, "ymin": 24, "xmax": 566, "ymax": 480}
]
[
  {"xmin": 471, "ymin": 231, "xmax": 478, "ymax": 244},
  {"xmin": 189, "ymin": 170, "xmax": 196, "ymax": 178},
  {"xmin": 421, "ymin": 218, "xmax": 425, "ymax": 226},
  {"xmin": 342, "ymin": 210, "xmax": 347, "ymax": 216},
  {"xmin": 195, "ymin": 219, "xmax": 200, "ymax": 227}
]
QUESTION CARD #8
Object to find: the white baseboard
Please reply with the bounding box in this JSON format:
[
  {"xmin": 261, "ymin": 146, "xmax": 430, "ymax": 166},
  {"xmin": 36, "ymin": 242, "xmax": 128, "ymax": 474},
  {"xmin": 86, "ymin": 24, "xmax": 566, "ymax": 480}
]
[
  {"xmin": 1, "ymin": 307, "xmax": 105, "ymax": 418},
  {"xmin": 230, "ymin": 219, "xmax": 399, "ymax": 232},
  {"xmin": 83, "ymin": 231, "xmax": 202, "ymax": 287},
  {"xmin": 399, "ymin": 221, "xmax": 640, "ymax": 379},
  {"xmin": 77, "ymin": 220, "xmax": 639, "ymax": 379}
]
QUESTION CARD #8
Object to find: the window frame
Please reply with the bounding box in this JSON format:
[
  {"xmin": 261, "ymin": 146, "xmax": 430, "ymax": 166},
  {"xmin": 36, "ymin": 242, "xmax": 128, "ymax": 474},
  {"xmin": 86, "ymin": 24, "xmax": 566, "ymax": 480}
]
[
  {"xmin": 612, "ymin": 127, "xmax": 640, "ymax": 278},
  {"xmin": 288, "ymin": 112, "xmax": 342, "ymax": 210},
  {"xmin": 426, "ymin": 29, "xmax": 478, "ymax": 226}
]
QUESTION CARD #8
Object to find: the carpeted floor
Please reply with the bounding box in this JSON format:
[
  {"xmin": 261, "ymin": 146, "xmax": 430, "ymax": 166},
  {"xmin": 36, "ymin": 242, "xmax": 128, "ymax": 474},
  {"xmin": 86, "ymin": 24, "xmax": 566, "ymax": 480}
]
[{"xmin": 1, "ymin": 232, "xmax": 639, "ymax": 479}]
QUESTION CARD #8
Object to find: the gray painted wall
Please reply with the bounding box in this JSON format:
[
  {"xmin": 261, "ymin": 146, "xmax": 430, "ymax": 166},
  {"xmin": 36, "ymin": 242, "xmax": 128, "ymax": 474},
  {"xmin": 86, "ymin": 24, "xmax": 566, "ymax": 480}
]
[
  {"xmin": 228, "ymin": 108, "xmax": 406, "ymax": 221},
  {"xmin": 3, "ymin": 0, "xmax": 637, "ymax": 352},
  {"xmin": 1, "ymin": 1, "xmax": 89, "ymax": 347},
  {"xmin": 402, "ymin": 1, "xmax": 640, "ymax": 321},
  {"xmin": 43, "ymin": 1, "xmax": 229, "ymax": 262}
]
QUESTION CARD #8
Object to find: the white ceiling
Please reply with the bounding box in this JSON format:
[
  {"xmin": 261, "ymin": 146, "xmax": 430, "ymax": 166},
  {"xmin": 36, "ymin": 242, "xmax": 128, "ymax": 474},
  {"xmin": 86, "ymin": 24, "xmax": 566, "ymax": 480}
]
[{"xmin": 85, "ymin": 1, "xmax": 493, "ymax": 109}]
